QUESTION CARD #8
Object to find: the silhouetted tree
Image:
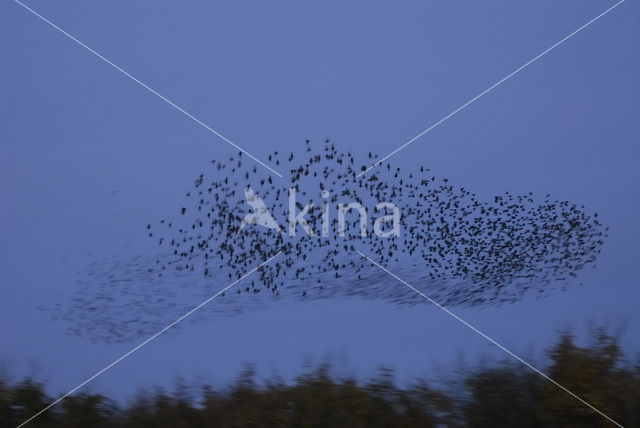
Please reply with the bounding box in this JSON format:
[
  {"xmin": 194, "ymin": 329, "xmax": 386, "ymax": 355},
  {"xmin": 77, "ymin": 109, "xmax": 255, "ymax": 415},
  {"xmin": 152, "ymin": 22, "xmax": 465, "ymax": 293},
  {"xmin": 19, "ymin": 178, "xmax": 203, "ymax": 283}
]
[{"xmin": 3, "ymin": 328, "xmax": 638, "ymax": 427}]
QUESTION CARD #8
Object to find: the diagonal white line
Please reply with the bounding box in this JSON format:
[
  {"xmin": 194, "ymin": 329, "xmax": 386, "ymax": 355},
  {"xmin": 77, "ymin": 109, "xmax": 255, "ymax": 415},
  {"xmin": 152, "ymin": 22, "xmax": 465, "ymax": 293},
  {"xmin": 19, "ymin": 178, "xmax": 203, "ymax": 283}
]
[
  {"xmin": 357, "ymin": 0, "xmax": 625, "ymax": 177},
  {"xmin": 13, "ymin": 0, "xmax": 283, "ymax": 179},
  {"xmin": 17, "ymin": 251, "xmax": 283, "ymax": 428},
  {"xmin": 355, "ymin": 250, "xmax": 623, "ymax": 428}
]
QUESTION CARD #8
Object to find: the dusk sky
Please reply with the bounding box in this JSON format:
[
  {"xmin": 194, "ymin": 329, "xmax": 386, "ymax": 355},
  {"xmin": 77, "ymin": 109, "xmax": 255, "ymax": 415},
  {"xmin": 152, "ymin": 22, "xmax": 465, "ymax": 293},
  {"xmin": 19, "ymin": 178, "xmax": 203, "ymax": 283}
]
[{"xmin": 1, "ymin": 0, "xmax": 639, "ymax": 410}]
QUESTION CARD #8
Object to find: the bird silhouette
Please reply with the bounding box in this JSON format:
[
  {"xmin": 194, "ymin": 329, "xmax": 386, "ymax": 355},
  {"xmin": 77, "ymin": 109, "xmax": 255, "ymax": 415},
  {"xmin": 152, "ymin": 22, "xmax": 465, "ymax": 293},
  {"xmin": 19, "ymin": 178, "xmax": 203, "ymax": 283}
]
[{"xmin": 53, "ymin": 140, "xmax": 608, "ymax": 343}]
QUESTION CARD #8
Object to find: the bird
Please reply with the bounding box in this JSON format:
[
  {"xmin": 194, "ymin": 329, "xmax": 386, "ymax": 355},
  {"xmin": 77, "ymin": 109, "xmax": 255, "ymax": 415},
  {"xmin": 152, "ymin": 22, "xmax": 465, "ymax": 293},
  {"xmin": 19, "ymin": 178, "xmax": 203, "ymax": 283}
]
[{"xmin": 54, "ymin": 139, "xmax": 608, "ymax": 343}]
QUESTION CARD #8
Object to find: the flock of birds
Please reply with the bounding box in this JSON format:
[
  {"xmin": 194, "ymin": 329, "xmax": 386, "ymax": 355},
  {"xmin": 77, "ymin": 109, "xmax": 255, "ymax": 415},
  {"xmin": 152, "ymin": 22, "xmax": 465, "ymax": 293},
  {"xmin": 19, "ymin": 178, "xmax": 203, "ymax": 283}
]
[{"xmin": 53, "ymin": 140, "xmax": 607, "ymax": 342}]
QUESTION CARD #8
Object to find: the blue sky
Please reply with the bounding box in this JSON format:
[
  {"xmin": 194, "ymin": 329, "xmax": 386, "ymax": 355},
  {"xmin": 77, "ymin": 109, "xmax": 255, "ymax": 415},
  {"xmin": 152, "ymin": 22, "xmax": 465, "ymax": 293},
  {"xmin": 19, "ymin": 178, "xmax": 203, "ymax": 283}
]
[{"xmin": 1, "ymin": 0, "xmax": 639, "ymax": 403}]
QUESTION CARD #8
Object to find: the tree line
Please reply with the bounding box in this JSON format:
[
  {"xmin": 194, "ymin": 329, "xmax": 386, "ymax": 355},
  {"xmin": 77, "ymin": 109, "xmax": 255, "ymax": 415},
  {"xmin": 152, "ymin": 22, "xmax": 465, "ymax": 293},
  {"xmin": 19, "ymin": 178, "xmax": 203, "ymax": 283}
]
[{"xmin": 2, "ymin": 329, "xmax": 638, "ymax": 427}]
